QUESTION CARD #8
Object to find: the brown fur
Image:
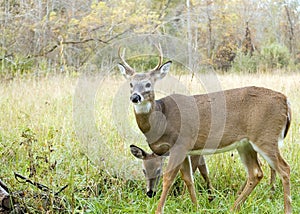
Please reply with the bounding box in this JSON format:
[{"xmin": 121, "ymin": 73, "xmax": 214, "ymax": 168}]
[{"xmin": 118, "ymin": 49, "xmax": 292, "ymax": 214}]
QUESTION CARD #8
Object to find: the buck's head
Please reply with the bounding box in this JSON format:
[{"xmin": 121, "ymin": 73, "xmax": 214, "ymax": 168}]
[
  {"xmin": 130, "ymin": 145, "xmax": 164, "ymax": 198},
  {"xmin": 117, "ymin": 46, "xmax": 172, "ymax": 114}
]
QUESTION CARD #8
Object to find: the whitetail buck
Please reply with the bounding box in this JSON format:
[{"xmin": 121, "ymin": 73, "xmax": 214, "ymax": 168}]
[
  {"xmin": 129, "ymin": 144, "xmax": 212, "ymax": 198},
  {"xmin": 118, "ymin": 46, "xmax": 292, "ymax": 214}
]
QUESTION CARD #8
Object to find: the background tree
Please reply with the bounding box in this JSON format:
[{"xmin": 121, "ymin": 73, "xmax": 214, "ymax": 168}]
[{"xmin": 1, "ymin": 0, "xmax": 299, "ymax": 76}]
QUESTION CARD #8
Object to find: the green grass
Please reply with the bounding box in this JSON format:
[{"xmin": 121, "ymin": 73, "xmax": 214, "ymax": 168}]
[{"xmin": 0, "ymin": 72, "xmax": 299, "ymax": 213}]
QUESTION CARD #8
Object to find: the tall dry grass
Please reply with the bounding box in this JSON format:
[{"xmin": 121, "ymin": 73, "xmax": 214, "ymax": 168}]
[{"xmin": 0, "ymin": 72, "xmax": 299, "ymax": 213}]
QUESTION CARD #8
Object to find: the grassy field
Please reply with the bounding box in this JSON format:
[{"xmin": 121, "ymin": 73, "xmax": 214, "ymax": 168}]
[{"xmin": 0, "ymin": 72, "xmax": 299, "ymax": 213}]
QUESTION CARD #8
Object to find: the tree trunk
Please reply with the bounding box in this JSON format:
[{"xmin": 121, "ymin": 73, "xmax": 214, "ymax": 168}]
[
  {"xmin": 186, "ymin": 0, "xmax": 192, "ymax": 69},
  {"xmin": 284, "ymin": 4, "xmax": 295, "ymax": 55},
  {"xmin": 206, "ymin": 0, "xmax": 213, "ymax": 59},
  {"xmin": 242, "ymin": 22, "xmax": 254, "ymax": 55}
]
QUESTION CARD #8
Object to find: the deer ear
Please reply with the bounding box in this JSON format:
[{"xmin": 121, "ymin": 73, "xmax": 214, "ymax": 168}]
[
  {"xmin": 130, "ymin": 145, "xmax": 148, "ymax": 159},
  {"xmin": 151, "ymin": 61, "xmax": 172, "ymax": 80},
  {"xmin": 118, "ymin": 63, "xmax": 134, "ymax": 79}
]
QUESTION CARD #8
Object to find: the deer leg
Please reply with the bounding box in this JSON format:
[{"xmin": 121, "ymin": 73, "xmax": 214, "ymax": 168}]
[
  {"xmin": 233, "ymin": 143, "xmax": 263, "ymax": 210},
  {"xmin": 191, "ymin": 155, "xmax": 214, "ymax": 201},
  {"xmin": 190, "ymin": 155, "xmax": 199, "ymax": 174},
  {"xmin": 181, "ymin": 155, "xmax": 199, "ymax": 197},
  {"xmin": 180, "ymin": 156, "xmax": 197, "ymax": 205},
  {"xmin": 155, "ymin": 164, "xmax": 181, "ymax": 214},
  {"xmin": 237, "ymin": 180, "xmax": 247, "ymax": 196},
  {"xmin": 275, "ymin": 156, "xmax": 291, "ymax": 214},
  {"xmin": 257, "ymin": 148, "xmax": 291, "ymax": 214},
  {"xmin": 196, "ymin": 155, "xmax": 212, "ymax": 193},
  {"xmin": 237, "ymin": 162, "xmax": 276, "ymax": 196},
  {"xmin": 191, "ymin": 155, "xmax": 212, "ymax": 192},
  {"xmin": 270, "ymin": 167, "xmax": 276, "ymax": 192},
  {"xmin": 155, "ymin": 146, "xmax": 187, "ymax": 214}
]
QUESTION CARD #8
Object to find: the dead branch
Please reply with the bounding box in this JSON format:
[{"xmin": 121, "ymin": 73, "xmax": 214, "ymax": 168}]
[
  {"xmin": 14, "ymin": 173, "xmax": 68, "ymax": 196},
  {"xmin": 14, "ymin": 173, "xmax": 50, "ymax": 192},
  {"xmin": 28, "ymin": 38, "xmax": 108, "ymax": 58}
]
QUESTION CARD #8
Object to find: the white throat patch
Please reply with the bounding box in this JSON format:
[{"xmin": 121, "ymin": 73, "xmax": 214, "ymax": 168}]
[{"xmin": 134, "ymin": 102, "xmax": 152, "ymax": 114}]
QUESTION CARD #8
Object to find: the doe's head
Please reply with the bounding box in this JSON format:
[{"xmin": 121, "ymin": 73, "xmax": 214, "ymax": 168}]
[{"xmin": 130, "ymin": 145, "xmax": 164, "ymax": 198}]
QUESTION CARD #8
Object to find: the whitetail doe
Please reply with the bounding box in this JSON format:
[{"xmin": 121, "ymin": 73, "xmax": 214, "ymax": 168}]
[
  {"xmin": 130, "ymin": 145, "xmax": 212, "ymax": 198},
  {"xmin": 130, "ymin": 144, "xmax": 277, "ymax": 203},
  {"xmin": 118, "ymin": 46, "xmax": 292, "ymax": 214}
]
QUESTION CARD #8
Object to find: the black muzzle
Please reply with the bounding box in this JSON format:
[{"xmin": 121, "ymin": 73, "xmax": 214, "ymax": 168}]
[
  {"xmin": 130, "ymin": 93, "xmax": 142, "ymax": 103},
  {"xmin": 146, "ymin": 190, "xmax": 156, "ymax": 198}
]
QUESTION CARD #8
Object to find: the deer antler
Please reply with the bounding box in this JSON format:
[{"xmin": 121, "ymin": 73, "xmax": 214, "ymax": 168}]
[
  {"xmin": 118, "ymin": 47, "xmax": 135, "ymax": 75},
  {"xmin": 151, "ymin": 43, "xmax": 164, "ymax": 71}
]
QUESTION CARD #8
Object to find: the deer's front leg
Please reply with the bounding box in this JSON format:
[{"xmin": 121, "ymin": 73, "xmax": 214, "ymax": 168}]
[
  {"xmin": 155, "ymin": 145, "xmax": 187, "ymax": 214},
  {"xmin": 180, "ymin": 156, "xmax": 197, "ymax": 205},
  {"xmin": 155, "ymin": 164, "xmax": 181, "ymax": 214}
]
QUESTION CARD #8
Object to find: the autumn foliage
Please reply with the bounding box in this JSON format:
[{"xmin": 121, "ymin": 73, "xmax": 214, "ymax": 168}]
[{"xmin": 1, "ymin": 0, "xmax": 299, "ymax": 76}]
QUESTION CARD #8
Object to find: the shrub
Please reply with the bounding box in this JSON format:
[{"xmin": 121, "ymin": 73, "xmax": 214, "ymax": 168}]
[
  {"xmin": 213, "ymin": 40, "xmax": 237, "ymax": 71},
  {"xmin": 231, "ymin": 50, "xmax": 258, "ymax": 73},
  {"xmin": 259, "ymin": 42, "xmax": 290, "ymax": 69},
  {"xmin": 0, "ymin": 55, "xmax": 35, "ymax": 77}
]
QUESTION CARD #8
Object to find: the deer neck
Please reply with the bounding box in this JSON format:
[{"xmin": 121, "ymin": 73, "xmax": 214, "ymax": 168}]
[{"xmin": 134, "ymin": 99, "xmax": 163, "ymax": 134}]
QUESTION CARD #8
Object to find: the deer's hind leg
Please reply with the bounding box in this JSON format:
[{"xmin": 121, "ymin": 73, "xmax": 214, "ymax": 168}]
[
  {"xmin": 250, "ymin": 140, "xmax": 291, "ymax": 214},
  {"xmin": 237, "ymin": 162, "xmax": 277, "ymax": 196},
  {"xmin": 233, "ymin": 142, "xmax": 264, "ymax": 210},
  {"xmin": 271, "ymin": 154, "xmax": 291, "ymax": 214}
]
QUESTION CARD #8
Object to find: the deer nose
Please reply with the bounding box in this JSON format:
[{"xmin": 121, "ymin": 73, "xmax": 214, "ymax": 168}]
[
  {"xmin": 146, "ymin": 190, "xmax": 156, "ymax": 198},
  {"xmin": 130, "ymin": 93, "xmax": 142, "ymax": 103}
]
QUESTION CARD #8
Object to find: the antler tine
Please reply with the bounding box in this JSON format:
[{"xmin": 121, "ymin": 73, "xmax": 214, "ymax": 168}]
[
  {"xmin": 118, "ymin": 46, "xmax": 135, "ymax": 74},
  {"xmin": 151, "ymin": 43, "xmax": 164, "ymax": 71}
]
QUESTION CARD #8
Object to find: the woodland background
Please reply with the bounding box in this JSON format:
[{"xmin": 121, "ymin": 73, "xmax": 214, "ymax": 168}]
[
  {"xmin": 0, "ymin": 1, "xmax": 300, "ymax": 213},
  {"xmin": 1, "ymin": 0, "xmax": 300, "ymax": 76}
]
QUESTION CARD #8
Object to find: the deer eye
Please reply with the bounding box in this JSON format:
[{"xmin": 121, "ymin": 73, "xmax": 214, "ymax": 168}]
[
  {"xmin": 130, "ymin": 83, "xmax": 133, "ymax": 88},
  {"xmin": 145, "ymin": 82, "xmax": 151, "ymax": 88}
]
